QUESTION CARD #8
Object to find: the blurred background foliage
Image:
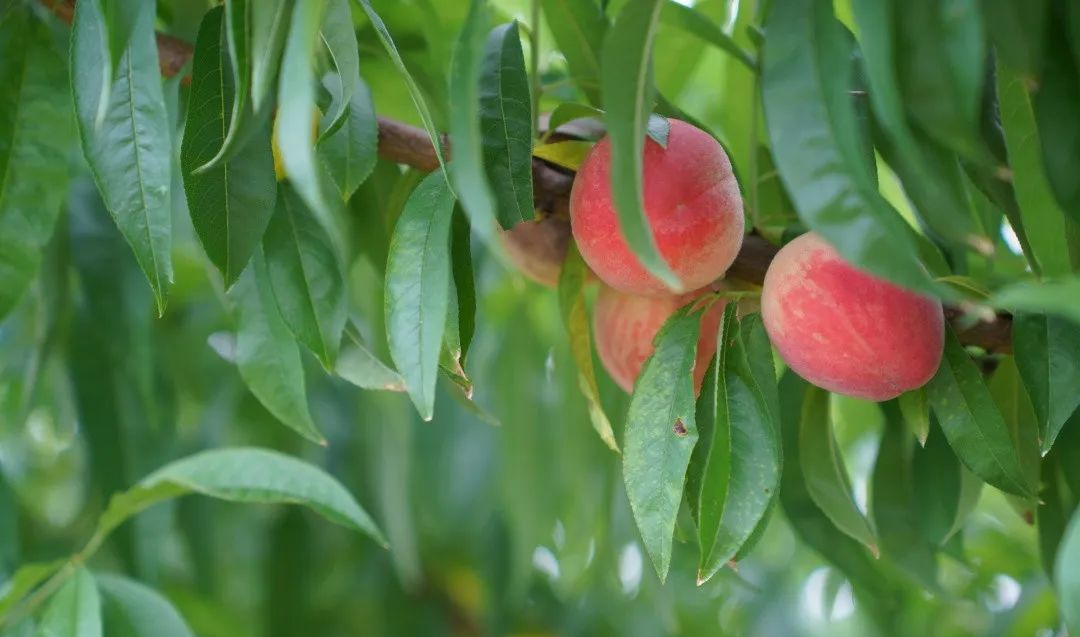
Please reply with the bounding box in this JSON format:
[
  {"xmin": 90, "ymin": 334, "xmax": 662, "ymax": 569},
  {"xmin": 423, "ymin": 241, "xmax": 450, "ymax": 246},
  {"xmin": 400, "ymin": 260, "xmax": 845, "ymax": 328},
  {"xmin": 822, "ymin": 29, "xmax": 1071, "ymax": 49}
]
[{"xmin": 0, "ymin": 0, "xmax": 1078, "ymax": 635}]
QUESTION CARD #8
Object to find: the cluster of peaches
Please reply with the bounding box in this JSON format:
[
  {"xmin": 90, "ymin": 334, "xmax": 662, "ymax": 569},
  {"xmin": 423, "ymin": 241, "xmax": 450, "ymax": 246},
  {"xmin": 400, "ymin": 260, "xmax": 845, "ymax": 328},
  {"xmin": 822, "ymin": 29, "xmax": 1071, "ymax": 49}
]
[{"xmin": 503, "ymin": 120, "xmax": 945, "ymax": 402}]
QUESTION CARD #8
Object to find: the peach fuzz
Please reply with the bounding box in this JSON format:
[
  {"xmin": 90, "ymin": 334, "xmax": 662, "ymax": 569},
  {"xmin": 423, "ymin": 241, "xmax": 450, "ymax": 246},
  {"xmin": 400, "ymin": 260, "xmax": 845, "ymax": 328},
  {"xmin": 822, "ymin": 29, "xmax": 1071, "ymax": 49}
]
[
  {"xmin": 593, "ymin": 284, "xmax": 726, "ymax": 394},
  {"xmin": 569, "ymin": 119, "xmax": 744, "ymax": 297},
  {"xmin": 760, "ymin": 232, "xmax": 944, "ymax": 401}
]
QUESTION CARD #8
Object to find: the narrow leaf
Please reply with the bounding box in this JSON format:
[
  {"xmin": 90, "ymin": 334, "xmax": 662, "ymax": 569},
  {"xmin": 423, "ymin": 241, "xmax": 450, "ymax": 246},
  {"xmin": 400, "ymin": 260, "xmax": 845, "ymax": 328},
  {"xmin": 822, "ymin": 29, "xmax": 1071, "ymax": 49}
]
[
  {"xmin": 542, "ymin": 102, "xmax": 604, "ymax": 141},
  {"xmin": 318, "ymin": 75, "xmax": 378, "ymax": 200},
  {"xmin": 38, "ymin": 568, "xmax": 101, "ymax": 637},
  {"xmin": 1057, "ymin": 508, "xmax": 1080, "ymax": 634},
  {"xmin": 602, "ymin": 0, "xmax": 682, "ymax": 292},
  {"xmin": 898, "ymin": 388, "xmax": 931, "ymax": 446},
  {"xmin": 762, "ymin": 0, "xmax": 937, "ymax": 296},
  {"xmin": 0, "ymin": 9, "xmax": 76, "ymax": 320},
  {"xmin": 799, "ymin": 386, "xmax": 878, "ymax": 552},
  {"xmin": 0, "ymin": 562, "xmax": 65, "ymax": 618},
  {"xmin": 229, "ymin": 250, "xmax": 324, "ymax": 444},
  {"xmin": 72, "ymin": 0, "xmax": 173, "ymax": 312},
  {"xmin": 992, "ymin": 278, "xmax": 1080, "ymax": 325},
  {"xmin": 97, "ymin": 575, "xmax": 193, "ymax": 637},
  {"xmin": 384, "ymin": 172, "xmax": 456, "ymax": 421},
  {"xmin": 251, "ymin": 0, "xmax": 292, "ymax": 112},
  {"xmin": 182, "ymin": 7, "xmax": 277, "ymax": 287},
  {"xmin": 335, "ymin": 323, "xmax": 405, "ymax": 392},
  {"xmin": 481, "ymin": 21, "xmax": 534, "ymax": 229},
  {"xmin": 94, "ymin": 448, "xmax": 386, "ymax": 546},
  {"xmin": 263, "ymin": 185, "xmax": 347, "ymax": 369},
  {"xmin": 623, "ymin": 305, "xmax": 703, "ymax": 581},
  {"xmin": 318, "ymin": 0, "xmax": 360, "ymax": 139},
  {"xmin": 558, "ymin": 245, "xmax": 618, "ymax": 452},
  {"xmin": 539, "ymin": 0, "xmax": 608, "ymax": 106},
  {"xmin": 926, "ymin": 325, "xmax": 1035, "ymax": 497},
  {"xmin": 659, "ymin": 0, "xmax": 756, "ymax": 70},
  {"xmin": 1013, "ymin": 313, "xmax": 1080, "ymax": 453}
]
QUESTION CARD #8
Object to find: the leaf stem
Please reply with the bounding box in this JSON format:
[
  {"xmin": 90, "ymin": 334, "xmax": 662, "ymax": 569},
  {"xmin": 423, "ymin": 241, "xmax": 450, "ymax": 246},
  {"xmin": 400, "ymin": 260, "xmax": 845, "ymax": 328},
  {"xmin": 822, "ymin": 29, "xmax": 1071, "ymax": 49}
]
[{"xmin": 530, "ymin": 0, "xmax": 541, "ymax": 139}]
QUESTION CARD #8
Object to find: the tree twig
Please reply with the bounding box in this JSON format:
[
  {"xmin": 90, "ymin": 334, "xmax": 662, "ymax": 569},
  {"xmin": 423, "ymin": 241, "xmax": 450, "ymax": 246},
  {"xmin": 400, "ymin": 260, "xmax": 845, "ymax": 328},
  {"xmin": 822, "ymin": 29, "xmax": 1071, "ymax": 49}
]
[{"xmin": 39, "ymin": 0, "xmax": 1014, "ymax": 354}]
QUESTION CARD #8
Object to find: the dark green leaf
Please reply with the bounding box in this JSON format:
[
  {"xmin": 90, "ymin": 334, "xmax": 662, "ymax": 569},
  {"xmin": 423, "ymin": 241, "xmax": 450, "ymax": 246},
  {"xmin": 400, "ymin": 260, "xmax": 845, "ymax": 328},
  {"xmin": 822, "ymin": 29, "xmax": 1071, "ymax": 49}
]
[
  {"xmin": 480, "ymin": 21, "xmax": 534, "ymax": 229},
  {"xmin": 72, "ymin": 0, "xmax": 173, "ymax": 312},
  {"xmin": 602, "ymin": 0, "xmax": 682, "ymax": 292},
  {"xmin": 982, "ymin": 0, "xmax": 1047, "ymax": 77},
  {"xmin": 448, "ymin": 206, "xmax": 475, "ymax": 364},
  {"xmin": 798, "ymin": 386, "xmax": 878, "ymax": 552},
  {"xmin": 97, "ymin": 575, "xmax": 193, "ymax": 637},
  {"xmin": 1033, "ymin": 7, "xmax": 1080, "ymax": 225},
  {"xmin": 997, "ymin": 64, "xmax": 1073, "ymax": 276},
  {"xmin": 557, "ymin": 244, "xmax": 618, "ymax": 452},
  {"xmin": 94, "ymin": 448, "xmax": 386, "ymax": 546},
  {"xmin": 659, "ymin": 0, "xmax": 756, "ymax": 70},
  {"xmin": 0, "ymin": 9, "xmax": 76, "ymax": 320},
  {"xmin": 277, "ymin": 0, "xmax": 334, "ymax": 227},
  {"xmin": 926, "ymin": 325, "xmax": 1035, "ymax": 497},
  {"xmin": 1057, "ymin": 507, "xmax": 1080, "ymax": 633},
  {"xmin": 182, "ymin": 7, "xmax": 278, "ymax": 287},
  {"xmin": 1013, "ymin": 313, "xmax": 1080, "ymax": 453},
  {"xmin": 540, "ymin": 0, "xmax": 608, "ymax": 105},
  {"xmin": 1039, "ymin": 435, "xmax": 1078, "ymax": 577},
  {"xmin": 38, "ymin": 568, "xmax": 101, "ymax": 637},
  {"xmin": 912, "ymin": 420, "xmax": 972, "ymax": 547},
  {"xmin": 229, "ymin": 249, "xmax": 324, "ymax": 444},
  {"xmin": 318, "ymin": 74, "xmax": 378, "ymax": 200},
  {"xmin": 263, "ymin": 184, "xmax": 347, "ymax": 369},
  {"xmin": 989, "ymin": 356, "xmax": 1042, "ymax": 520},
  {"xmin": 356, "ymin": 0, "xmax": 447, "ymax": 173},
  {"xmin": 251, "ymin": 0, "xmax": 293, "ymax": 112},
  {"xmin": 318, "ymin": 0, "xmax": 360, "ymax": 139},
  {"xmin": 384, "ymin": 172, "xmax": 456, "ymax": 421},
  {"xmin": 762, "ymin": 0, "xmax": 937, "ymax": 296},
  {"xmin": 447, "ymin": 0, "xmax": 498, "ymax": 242},
  {"xmin": 873, "ymin": 402, "xmax": 938, "ymax": 588},
  {"xmin": 334, "ymin": 323, "xmax": 405, "ymax": 392},
  {"xmin": 623, "ymin": 305, "xmax": 703, "ymax": 581}
]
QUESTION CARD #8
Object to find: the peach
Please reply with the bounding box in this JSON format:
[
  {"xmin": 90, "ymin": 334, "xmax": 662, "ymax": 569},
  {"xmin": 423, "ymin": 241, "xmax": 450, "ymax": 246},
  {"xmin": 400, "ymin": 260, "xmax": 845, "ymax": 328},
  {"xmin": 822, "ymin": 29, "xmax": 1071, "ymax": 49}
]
[
  {"xmin": 499, "ymin": 215, "xmax": 570, "ymax": 288},
  {"xmin": 593, "ymin": 284, "xmax": 726, "ymax": 394},
  {"xmin": 760, "ymin": 232, "xmax": 944, "ymax": 401},
  {"xmin": 570, "ymin": 119, "xmax": 744, "ymax": 297}
]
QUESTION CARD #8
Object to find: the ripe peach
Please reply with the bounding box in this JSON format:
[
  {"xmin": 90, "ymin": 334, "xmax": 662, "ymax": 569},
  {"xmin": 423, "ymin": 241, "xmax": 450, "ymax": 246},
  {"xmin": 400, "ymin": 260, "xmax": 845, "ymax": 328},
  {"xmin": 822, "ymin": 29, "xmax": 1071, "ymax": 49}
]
[
  {"xmin": 593, "ymin": 284, "xmax": 726, "ymax": 394},
  {"xmin": 761, "ymin": 232, "xmax": 944, "ymax": 401},
  {"xmin": 499, "ymin": 215, "xmax": 570, "ymax": 288},
  {"xmin": 570, "ymin": 119, "xmax": 744, "ymax": 297}
]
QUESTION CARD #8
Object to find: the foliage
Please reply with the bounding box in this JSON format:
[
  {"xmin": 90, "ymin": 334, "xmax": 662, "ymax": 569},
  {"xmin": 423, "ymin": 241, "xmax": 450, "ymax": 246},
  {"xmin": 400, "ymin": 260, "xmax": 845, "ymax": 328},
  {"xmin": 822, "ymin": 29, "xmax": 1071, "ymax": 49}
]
[{"xmin": 0, "ymin": 0, "xmax": 1079, "ymax": 635}]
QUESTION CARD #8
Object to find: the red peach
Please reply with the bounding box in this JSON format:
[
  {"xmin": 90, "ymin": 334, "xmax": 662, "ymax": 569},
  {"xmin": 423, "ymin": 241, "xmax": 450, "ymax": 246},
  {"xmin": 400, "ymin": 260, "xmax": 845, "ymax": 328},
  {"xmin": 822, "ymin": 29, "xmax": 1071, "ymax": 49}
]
[
  {"xmin": 498, "ymin": 215, "xmax": 570, "ymax": 288},
  {"xmin": 593, "ymin": 284, "xmax": 726, "ymax": 394},
  {"xmin": 760, "ymin": 232, "xmax": 944, "ymax": 401},
  {"xmin": 570, "ymin": 119, "xmax": 744, "ymax": 297}
]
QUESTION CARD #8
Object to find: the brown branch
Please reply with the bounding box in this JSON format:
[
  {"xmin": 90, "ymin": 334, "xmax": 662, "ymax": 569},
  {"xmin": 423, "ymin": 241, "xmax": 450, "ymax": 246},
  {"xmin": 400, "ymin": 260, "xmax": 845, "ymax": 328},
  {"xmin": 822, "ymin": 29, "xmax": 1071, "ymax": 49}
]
[{"xmin": 41, "ymin": 0, "xmax": 1014, "ymax": 354}]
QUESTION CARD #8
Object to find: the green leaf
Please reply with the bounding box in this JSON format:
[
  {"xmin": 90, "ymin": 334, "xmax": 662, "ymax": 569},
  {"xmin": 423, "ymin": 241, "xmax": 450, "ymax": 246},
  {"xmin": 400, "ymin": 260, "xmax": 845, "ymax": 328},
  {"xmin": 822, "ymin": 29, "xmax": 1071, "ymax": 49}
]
[
  {"xmin": 762, "ymin": 0, "xmax": 937, "ymax": 296},
  {"xmin": 602, "ymin": 0, "xmax": 682, "ymax": 292},
  {"xmin": 557, "ymin": 244, "xmax": 618, "ymax": 452},
  {"xmin": 277, "ymin": 0, "xmax": 333, "ymax": 227},
  {"xmin": 872, "ymin": 403, "xmax": 938, "ymax": 588},
  {"xmin": 997, "ymin": 63, "xmax": 1072, "ymax": 276},
  {"xmin": 623, "ymin": 305, "xmax": 703, "ymax": 581},
  {"xmin": 38, "ymin": 568, "xmax": 101, "ymax": 637},
  {"xmin": 988, "ymin": 356, "xmax": 1042, "ymax": 519},
  {"xmin": 263, "ymin": 184, "xmax": 347, "ymax": 369},
  {"xmin": 356, "ymin": 0, "xmax": 448, "ymax": 174},
  {"xmin": 480, "ymin": 21, "xmax": 534, "ymax": 229},
  {"xmin": 448, "ymin": 206, "xmax": 476, "ymax": 364},
  {"xmin": 182, "ymin": 7, "xmax": 278, "ymax": 288},
  {"xmin": 1013, "ymin": 313, "xmax": 1080, "ymax": 453},
  {"xmin": 317, "ymin": 75, "xmax": 378, "ymax": 201},
  {"xmin": 72, "ymin": 0, "xmax": 173, "ymax": 313},
  {"xmin": 926, "ymin": 325, "xmax": 1035, "ymax": 497},
  {"xmin": 1032, "ymin": 5, "xmax": 1080, "ymax": 225},
  {"xmin": 0, "ymin": 562, "xmax": 65, "ymax": 619},
  {"xmin": 542, "ymin": 103, "xmax": 603, "ymax": 142},
  {"xmin": 446, "ymin": 0, "xmax": 498, "ymax": 244},
  {"xmin": 991, "ymin": 278, "xmax": 1080, "ymax": 325},
  {"xmin": 318, "ymin": 0, "xmax": 360, "ymax": 139},
  {"xmin": 197, "ymin": 0, "xmax": 267, "ymax": 172},
  {"xmin": 384, "ymin": 172, "xmax": 456, "ymax": 421},
  {"xmin": 659, "ymin": 0, "xmax": 756, "ymax": 70},
  {"xmin": 981, "ymin": 0, "xmax": 1047, "ymax": 77},
  {"xmin": 798, "ymin": 386, "xmax": 878, "ymax": 553},
  {"xmin": 1057, "ymin": 507, "xmax": 1080, "ymax": 634},
  {"xmin": 852, "ymin": 0, "xmax": 985, "ymax": 253},
  {"xmin": 97, "ymin": 575, "xmax": 193, "ymax": 637},
  {"xmin": 898, "ymin": 388, "xmax": 931, "ymax": 446},
  {"xmin": 0, "ymin": 9, "xmax": 76, "ymax": 321},
  {"xmin": 228, "ymin": 249, "xmax": 324, "ymax": 444},
  {"xmin": 539, "ymin": 0, "xmax": 608, "ymax": 106},
  {"xmin": 911, "ymin": 420, "xmax": 973, "ymax": 547},
  {"xmin": 334, "ymin": 323, "xmax": 405, "ymax": 392},
  {"xmin": 251, "ymin": 0, "xmax": 293, "ymax": 112},
  {"xmin": 94, "ymin": 447, "xmax": 386, "ymax": 546},
  {"xmin": 893, "ymin": 0, "xmax": 987, "ymax": 161}
]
